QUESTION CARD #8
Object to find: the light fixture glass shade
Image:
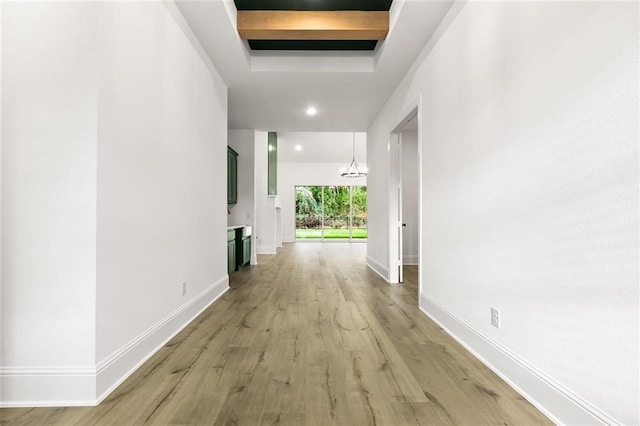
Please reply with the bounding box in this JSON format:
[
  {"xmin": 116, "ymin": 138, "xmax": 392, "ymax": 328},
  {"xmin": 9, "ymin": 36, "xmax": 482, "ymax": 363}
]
[
  {"xmin": 341, "ymin": 133, "xmax": 367, "ymax": 178},
  {"xmin": 340, "ymin": 160, "xmax": 368, "ymax": 178}
]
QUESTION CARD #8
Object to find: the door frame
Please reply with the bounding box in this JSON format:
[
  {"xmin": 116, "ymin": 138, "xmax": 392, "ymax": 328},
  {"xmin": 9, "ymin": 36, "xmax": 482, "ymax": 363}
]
[{"xmin": 388, "ymin": 97, "xmax": 422, "ymax": 296}]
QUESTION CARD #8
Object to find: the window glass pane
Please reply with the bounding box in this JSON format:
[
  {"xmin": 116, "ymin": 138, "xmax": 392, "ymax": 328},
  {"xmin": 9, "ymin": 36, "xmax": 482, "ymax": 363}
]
[
  {"xmin": 322, "ymin": 186, "xmax": 350, "ymax": 239},
  {"xmin": 295, "ymin": 186, "xmax": 322, "ymax": 239},
  {"xmin": 295, "ymin": 185, "xmax": 367, "ymax": 241},
  {"xmin": 351, "ymin": 186, "xmax": 367, "ymax": 239}
]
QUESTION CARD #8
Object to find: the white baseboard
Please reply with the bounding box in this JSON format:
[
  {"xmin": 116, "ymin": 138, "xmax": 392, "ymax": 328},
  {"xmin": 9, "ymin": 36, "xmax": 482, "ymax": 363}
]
[
  {"xmin": 366, "ymin": 255, "xmax": 389, "ymax": 281},
  {"xmin": 0, "ymin": 276, "xmax": 229, "ymax": 408},
  {"xmin": 0, "ymin": 367, "xmax": 97, "ymax": 407},
  {"xmin": 256, "ymin": 245, "xmax": 276, "ymax": 254},
  {"xmin": 95, "ymin": 276, "xmax": 229, "ymax": 402},
  {"xmin": 419, "ymin": 295, "xmax": 616, "ymax": 426}
]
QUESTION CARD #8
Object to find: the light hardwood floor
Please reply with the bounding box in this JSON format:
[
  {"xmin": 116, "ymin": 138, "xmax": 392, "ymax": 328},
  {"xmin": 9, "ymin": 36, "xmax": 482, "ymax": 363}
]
[{"xmin": 1, "ymin": 243, "xmax": 550, "ymax": 425}]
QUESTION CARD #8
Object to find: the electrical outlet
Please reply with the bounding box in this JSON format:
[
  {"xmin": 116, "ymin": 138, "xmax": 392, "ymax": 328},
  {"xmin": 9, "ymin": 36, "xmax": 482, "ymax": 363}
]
[
  {"xmin": 491, "ymin": 307, "xmax": 500, "ymax": 328},
  {"xmin": 181, "ymin": 282, "xmax": 187, "ymax": 296}
]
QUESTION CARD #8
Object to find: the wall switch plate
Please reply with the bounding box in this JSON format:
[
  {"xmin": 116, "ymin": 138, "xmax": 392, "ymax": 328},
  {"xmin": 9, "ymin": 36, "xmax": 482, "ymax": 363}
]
[
  {"xmin": 491, "ymin": 307, "xmax": 500, "ymax": 328},
  {"xmin": 181, "ymin": 282, "xmax": 187, "ymax": 296}
]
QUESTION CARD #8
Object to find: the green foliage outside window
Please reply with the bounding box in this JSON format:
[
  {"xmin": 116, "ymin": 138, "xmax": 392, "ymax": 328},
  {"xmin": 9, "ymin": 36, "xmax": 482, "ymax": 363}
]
[{"xmin": 295, "ymin": 186, "xmax": 367, "ymax": 239}]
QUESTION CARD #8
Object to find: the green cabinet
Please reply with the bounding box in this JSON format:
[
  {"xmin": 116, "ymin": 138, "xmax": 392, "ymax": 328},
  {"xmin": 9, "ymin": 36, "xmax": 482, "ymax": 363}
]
[
  {"xmin": 233, "ymin": 229, "xmax": 251, "ymax": 270},
  {"xmin": 229, "ymin": 226, "xmax": 251, "ymax": 274},
  {"xmin": 227, "ymin": 229, "xmax": 236, "ymax": 275},
  {"xmin": 240, "ymin": 236, "xmax": 251, "ymax": 267},
  {"xmin": 267, "ymin": 132, "xmax": 277, "ymax": 195},
  {"xmin": 227, "ymin": 146, "xmax": 238, "ymax": 204}
]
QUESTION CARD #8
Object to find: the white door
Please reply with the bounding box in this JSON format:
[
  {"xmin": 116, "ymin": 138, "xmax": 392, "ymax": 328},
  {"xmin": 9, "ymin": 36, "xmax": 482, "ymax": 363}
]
[
  {"xmin": 388, "ymin": 132, "xmax": 401, "ymax": 284},
  {"xmin": 397, "ymin": 133, "xmax": 404, "ymax": 283},
  {"xmin": 388, "ymin": 131, "xmax": 404, "ymax": 283}
]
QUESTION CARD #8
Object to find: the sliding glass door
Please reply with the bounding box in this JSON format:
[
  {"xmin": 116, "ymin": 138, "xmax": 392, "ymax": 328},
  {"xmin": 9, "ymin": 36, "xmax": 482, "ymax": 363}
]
[
  {"xmin": 295, "ymin": 186, "xmax": 322, "ymax": 239},
  {"xmin": 295, "ymin": 185, "xmax": 367, "ymax": 241},
  {"xmin": 322, "ymin": 186, "xmax": 349, "ymax": 239}
]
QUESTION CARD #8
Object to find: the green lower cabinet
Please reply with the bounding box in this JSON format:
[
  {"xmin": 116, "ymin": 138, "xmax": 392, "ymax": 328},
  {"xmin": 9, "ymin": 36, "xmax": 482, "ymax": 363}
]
[
  {"xmin": 227, "ymin": 230, "xmax": 236, "ymax": 275},
  {"xmin": 229, "ymin": 228, "xmax": 250, "ymax": 274},
  {"xmin": 241, "ymin": 236, "xmax": 251, "ymax": 266},
  {"xmin": 234, "ymin": 231, "xmax": 251, "ymax": 270}
]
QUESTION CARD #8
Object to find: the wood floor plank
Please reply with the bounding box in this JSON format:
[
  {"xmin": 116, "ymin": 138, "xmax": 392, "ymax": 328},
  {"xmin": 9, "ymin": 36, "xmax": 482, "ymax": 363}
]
[{"xmin": 1, "ymin": 243, "xmax": 551, "ymax": 425}]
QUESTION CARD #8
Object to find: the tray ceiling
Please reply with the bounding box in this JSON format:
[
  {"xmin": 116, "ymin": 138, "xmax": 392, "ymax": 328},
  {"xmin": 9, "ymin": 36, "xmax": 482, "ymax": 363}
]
[
  {"xmin": 234, "ymin": 0, "xmax": 393, "ymax": 51},
  {"xmin": 233, "ymin": 1, "xmax": 393, "ymax": 11}
]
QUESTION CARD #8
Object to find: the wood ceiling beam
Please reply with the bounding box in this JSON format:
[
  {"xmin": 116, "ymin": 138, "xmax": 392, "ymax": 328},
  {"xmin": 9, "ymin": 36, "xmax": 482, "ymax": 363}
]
[{"xmin": 237, "ymin": 11, "xmax": 389, "ymax": 40}]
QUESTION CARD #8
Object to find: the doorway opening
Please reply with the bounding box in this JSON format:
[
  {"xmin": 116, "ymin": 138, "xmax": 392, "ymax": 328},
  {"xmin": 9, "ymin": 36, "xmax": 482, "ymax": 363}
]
[
  {"xmin": 295, "ymin": 185, "xmax": 367, "ymax": 241},
  {"xmin": 389, "ymin": 105, "xmax": 421, "ymax": 292}
]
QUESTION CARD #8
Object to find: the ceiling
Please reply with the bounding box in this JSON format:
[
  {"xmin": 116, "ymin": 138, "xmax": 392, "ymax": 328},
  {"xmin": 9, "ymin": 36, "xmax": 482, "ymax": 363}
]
[{"xmin": 174, "ymin": 0, "xmax": 454, "ymax": 132}]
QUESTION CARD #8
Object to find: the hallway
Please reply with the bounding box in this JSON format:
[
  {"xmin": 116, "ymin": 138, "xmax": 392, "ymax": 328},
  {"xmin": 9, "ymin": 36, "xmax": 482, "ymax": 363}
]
[{"xmin": 2, "ymin": 243, "xmax": 549, "ymax": 425}]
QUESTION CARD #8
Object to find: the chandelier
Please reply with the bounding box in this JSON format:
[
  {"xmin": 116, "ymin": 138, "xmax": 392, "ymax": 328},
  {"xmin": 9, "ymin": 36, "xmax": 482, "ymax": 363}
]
[{"xmin": 340, "ymin": 132, "xmax": 367, "ymax": 178}]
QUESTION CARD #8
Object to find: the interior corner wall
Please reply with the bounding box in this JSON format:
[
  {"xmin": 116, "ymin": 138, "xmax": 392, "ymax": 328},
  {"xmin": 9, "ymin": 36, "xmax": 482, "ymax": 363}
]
[
  {"xmin": 1, "ymin": 2, "xmax": 98, "ymax": 404},
  {"xmin": 228, "ymin": 129, "xmax": 257, "ymax": 264},
  {"xmin": 367, "ymin": 2, "xmax": 638, "ymax": 424},
  {"xmin": 95, "ymin": 2, "xmax": 228, "ymax": 399},
  {"xmin": 278, "ymin": 163, "xmax": 366, "ymax": 243}
]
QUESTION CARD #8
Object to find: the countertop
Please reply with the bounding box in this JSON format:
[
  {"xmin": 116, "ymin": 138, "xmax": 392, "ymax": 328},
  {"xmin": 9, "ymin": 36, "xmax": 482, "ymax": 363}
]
[{"xmin": 228, "ymin": 225, "xmax": 252, "ymax": 237}]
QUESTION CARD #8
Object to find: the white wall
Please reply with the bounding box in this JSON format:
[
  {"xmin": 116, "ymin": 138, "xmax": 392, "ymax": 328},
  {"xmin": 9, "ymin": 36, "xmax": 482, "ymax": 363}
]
[
  {"xmin": 95, "ymin": 2, "xmax": 228, "ymax": 399},
  {"xmin": 367, "ymin": 2, "xmax": 638, "ymax": 424},
  {"xmin": 277, "ymin": 132, "xmax": 367, "ymax": 243},
  {"xmin": 401, "ymin": 130, "xmax": 419, "ymax": 264},
  {"xmin": 0, "ymin": 3, "xmax": 3, "ymax": 389},
  {"xmin": 1, "ymin": 1, "xmax": 229, "ymax": 405},
  {"xmin": 278, "ymin": 163, "xmax": 367, "ymax": 243},
  {"xmin": 228, "ymin": 129, "xmax": 257, "ymax": 264},
  {"xmin": 253, "ymin": 131, "xmax": 277, "ymax": 253},
  {"xmin": 365, "ymin": 123, "xmax": 390, "ymax": 277},
  {"xmin": 278, "ymin": 132, "xmax": 367, "ymax": 163},
  {"xmin": 1, "ymin": 2, "xmax": 98, "ymax": 402}
]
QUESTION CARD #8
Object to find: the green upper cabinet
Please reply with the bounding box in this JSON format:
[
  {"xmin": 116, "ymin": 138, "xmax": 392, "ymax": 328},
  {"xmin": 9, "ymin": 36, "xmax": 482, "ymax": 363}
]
[
  {"xmin": 228, "ymin": 146, "xmax": 238, "ymax": 204},
  {"xmin": 268, "ymin": 132, "xmax": 277, "ymax": 195}
]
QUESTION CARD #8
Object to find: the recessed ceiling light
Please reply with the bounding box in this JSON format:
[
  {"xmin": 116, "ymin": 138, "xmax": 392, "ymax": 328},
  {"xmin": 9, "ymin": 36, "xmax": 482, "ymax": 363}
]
[
  {"xmin": 306, "ymin": 106, "xmax": 317, "ymax": 116},
  {"xmin": 295, "ymin": 144, "xmax": 302, "ymax": 151}
]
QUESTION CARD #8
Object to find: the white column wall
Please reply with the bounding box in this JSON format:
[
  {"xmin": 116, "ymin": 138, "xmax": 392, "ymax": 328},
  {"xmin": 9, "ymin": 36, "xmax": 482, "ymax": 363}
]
[
  {"xmin": 367, "ymin": 2, "xmax": 638, "ymax": 424},
  {"xmin": 95, "ymin": 2, "xmax": 228, "ymax": 398},
  {"xmin": 254, "ymin": 131, "xmax": 275, "ymax": 253}
]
